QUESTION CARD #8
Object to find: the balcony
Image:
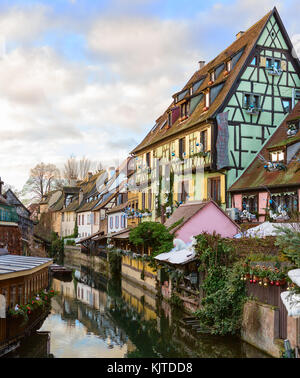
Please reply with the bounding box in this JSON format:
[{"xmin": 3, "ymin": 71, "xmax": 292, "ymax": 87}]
[{"xmin": 0, "ymin": 206, "xmax": 19, "ymax": 223}]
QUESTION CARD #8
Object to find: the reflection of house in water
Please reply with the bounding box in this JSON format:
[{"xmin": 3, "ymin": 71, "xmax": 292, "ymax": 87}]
[
  {"xmin": 51, "ymin": 275, "xmax": 128, "ymax": 349},
  {"xmin": 121, "ymin": 279, "xmax": 157, "ymax": 322}
]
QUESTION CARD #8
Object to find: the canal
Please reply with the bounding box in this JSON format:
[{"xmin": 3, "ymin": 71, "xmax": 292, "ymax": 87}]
[{"xmin": 4, "ymin": 260, "xmax": 270, "ymax": 358}]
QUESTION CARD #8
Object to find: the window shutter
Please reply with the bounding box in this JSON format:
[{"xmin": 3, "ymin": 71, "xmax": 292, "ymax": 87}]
[
  {"xmin": 260, "ymin": 57, "xmax": 266, "ymax": 67},
  {"xmin": 281, "ymin": 60, "xmax": 287, "ymax": 71}
]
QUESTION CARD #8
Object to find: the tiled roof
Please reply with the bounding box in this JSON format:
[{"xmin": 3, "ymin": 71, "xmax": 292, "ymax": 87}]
[
  {"xmin": 106, "ymin": 202, "xmax": 128, "ymax": 214},
  {"xmin": 229, "ymin": 102, "xmax": 300, "ymax": 192},
  {"xmin": 131, "ymin": 9, "xmax": 272, "ymax": 155},
  {"xmin": 49, "ymin": 193, "xmax": 64, "ymax": 212},
  {"xmin": 61, "ymin": 196, "xmax": 79, "ymax": 213},
  {"xmin": 164, "ymin": 200, "xmax": 240, "ymax": 234}
]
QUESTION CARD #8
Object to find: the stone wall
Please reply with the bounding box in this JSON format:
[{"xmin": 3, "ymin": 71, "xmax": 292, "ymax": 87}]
[{"xmin": 241, "ymin": 300, "xmax": 284, "ymax": 358}]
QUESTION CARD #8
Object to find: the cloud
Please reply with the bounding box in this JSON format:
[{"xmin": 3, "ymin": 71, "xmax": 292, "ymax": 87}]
[
  {"xmin": 0, "ymin": 5, "xmax": 52, "ymax": 45},
  {"xmin": 0, "ymin": 0, "xmax": 299, "ymax": 192},
  {"xmin": 87, "ymin": 16, "xmax": 200, "ymax": 83}
]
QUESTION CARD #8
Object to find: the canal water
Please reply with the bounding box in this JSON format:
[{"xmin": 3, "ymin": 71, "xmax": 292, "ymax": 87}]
[{"xmin": 5, "ymin": 261, "xmax": 270, "ymax": 358}]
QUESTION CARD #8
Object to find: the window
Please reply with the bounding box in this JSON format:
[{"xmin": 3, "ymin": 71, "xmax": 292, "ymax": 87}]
[
  {"xmin": 148, "ymin": 189, "xmax": 152, "ymax": 210},
  {"xmin": 242, "ymin": 195, "xmax": 258, "ymax": 213},
  {"xmin": 189, "ymin": 133, "xmax": 198, "ymax": 155},
  {"xmin": 82, "ymin": 214, "xmax": 84, "ymax": 225},
  {"xmin": 121, "ymin": 215, "xmax": 125, "ymax": 228},
  {"xmin": 78, "ymin": 215, "xmax": 81, "ymax": 226},
  {"xmin": 270, "ymin": 150, "xmax": 285, "ymax": 163},
  {"xmin": 142, "ymin": 192, "xmax": 146, "ymax": 210},
  {"xmin": 208, "ymin": 177, "xmax": 221, "ymax": 203},
  {"xmin": 168, "ymin": 112, "xmax": 172, "ymax": 127},
  {"xmin": 115, "ymin": 216, "xmax": 119, "ymax": 229},
  {"xmin": 266, "ymin": 58, "xmax": 281, "ymax": 72},
  {"xmin": 179, "ymin": 181, "xmax": 189, "ymax": 203},
  {"xmin": 146, "ymin": 152, "xmax": 151, "ymax": 168},
  {"xmin": 250, "ymin": 56, "xmax": 258, "ymax": 66},
  {"xmin": 179, "ymin": 137, "xmax": 186, "ymax": 159},
  {"xmin": 282, "ymin": 98, "xmax": 292, "ymax": 113},
  {"xmin": 110, "ymin": 217, "xmax": 114, "ymax": 229},
  {"xmin": 270, "ymin": 192, "xmax": 298, "ymax": 213},
  {"xmin": 180, "ymin": 101, "xmax": 189, "ymax": 118},
  {"xmin": 243, "ymin": 93, "xmax": 261, "ymax": 110},
  {"xmin": 62, "ymin": 213, "xmax": 64, "ymax": 222},
  {"xmin": 200, "ymin": 130, "xmax": 208, "ymax": 152}
]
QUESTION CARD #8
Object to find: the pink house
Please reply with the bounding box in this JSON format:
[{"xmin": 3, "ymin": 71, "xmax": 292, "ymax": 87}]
[{"xmin": 164, "ymin": 200, "xmax": 240, "ymax": 244}]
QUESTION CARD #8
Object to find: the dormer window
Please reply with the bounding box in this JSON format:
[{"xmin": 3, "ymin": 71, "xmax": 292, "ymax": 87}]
[
  {"xmin": 180, "ymin": 101, "xmax": 189, "ymax": 119},
  {"xmin": 168, "ymin": 112, "xmax": 172, "ymax": 127},
  {"xmin": 270, "ymin": 150, "xmax": 285, "ymax": 163}
]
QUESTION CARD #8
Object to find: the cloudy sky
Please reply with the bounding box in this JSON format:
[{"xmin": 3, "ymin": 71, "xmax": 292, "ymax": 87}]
[{"xmin": 0, "ymin": 0, "xmax": 299, "ymax": 190}]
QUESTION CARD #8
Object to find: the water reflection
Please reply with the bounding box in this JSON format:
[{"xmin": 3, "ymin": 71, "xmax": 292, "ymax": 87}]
[{"xmin": 6, "ymin": 262, "xmax": 270, "ymax": 358}]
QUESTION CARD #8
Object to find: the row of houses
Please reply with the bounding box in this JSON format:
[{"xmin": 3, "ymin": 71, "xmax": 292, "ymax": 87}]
[{"xmin": 38, "ymin": 8, "xmax": 300, "ymax": 249}]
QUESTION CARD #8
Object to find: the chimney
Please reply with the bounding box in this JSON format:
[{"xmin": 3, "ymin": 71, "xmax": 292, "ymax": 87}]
[
  {"xmin": 79, "ymin": 189, "xmax": 83, "ymax": 204},
  {"xmin": 198, "ymin": 61, "xmax": 205, "ymax": 70},
  {"xmin": 0, "ymin": 177, "xmax": 4, "ymax": 195},
  {"xmin": 236, "ymin": 31, "xmax": 244, "ymax": 39}
]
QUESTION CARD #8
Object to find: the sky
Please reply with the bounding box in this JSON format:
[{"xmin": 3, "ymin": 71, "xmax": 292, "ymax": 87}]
[{"xmin": 0, "ymin": 0, "xmax": 300, "ymax": 191}]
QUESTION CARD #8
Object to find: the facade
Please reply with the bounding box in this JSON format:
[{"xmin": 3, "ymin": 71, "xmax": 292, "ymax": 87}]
[
  {"xmin": 4, "ymin": 189, "xmax": 34, "ymax": 255},
  {"xmin": 229, "ymin": 102, "xmax": 300, "ymax": 222},
  {"xmin": 0, "ymin": 178, "xmax": 22, "ymax": 255},
  {"xmin": 107, "ymin": 203, "xmax": 128, "ymax": 235},
  {"xmin": 129, "ymin": 7, "xmax": 300, "ymax": 219}
]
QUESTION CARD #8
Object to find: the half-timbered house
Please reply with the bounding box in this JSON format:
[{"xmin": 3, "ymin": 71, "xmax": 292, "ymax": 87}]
[{"xmin": 130, "ymin": 7, "xmax": 300, "ymax": 218}]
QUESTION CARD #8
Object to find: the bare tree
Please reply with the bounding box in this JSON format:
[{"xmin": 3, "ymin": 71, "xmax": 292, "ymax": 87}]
[
  {"xmin": 94, "ymin": 161, "xmax": 104, "ymax": 173},
  {"xmin": 63, "ymin": 155, "xmax": 79, "ymax": 182},
  {"xmin": 79, "ymin": 156, "xmax": 92, "ymax": 180},
  {"xmin": 22, "ymin": 162, "xmax": 60, "ymax": 201}
]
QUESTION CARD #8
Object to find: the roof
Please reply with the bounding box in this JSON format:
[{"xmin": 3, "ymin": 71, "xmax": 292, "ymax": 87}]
[
  {"xmin": 110, "ymin": 228, "xmax": 131, "ymax": 239},
  {"xmin": 131, "ymin": 9, "xmax": 273, "ymax": 155},
  {"xmin": 164, "ymin": 200, "xmax": 240, "ymax": 233},
  {"xmin": 61, "ymin": 196, "xmax": 79, "ymax": 212},
  {"xmin": 49, "ymin": 192, "xmax": 64, "ymax": 212},
  {"xmin": 4, "ymin": 189, "xmax": 30, "ymax": 215},
  {"xmin": 107, "ymin": 202, "xmax": 128, "ymax": 214},
  {"xmin": 0, "ymin": 254, "xmax": 53, "ymax": 277},
  {"xmin": 229, "ymin": 102, "xmax": 300, "ymax": 192},
  {"xmin": 0, "ymin": 194, "xmax": 9, "ymax": 206}
]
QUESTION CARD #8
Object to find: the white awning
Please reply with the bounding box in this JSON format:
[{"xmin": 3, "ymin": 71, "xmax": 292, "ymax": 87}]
[{"xmin": 155, "ymin": 249, "xmax": 195, "ymax": 265}]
